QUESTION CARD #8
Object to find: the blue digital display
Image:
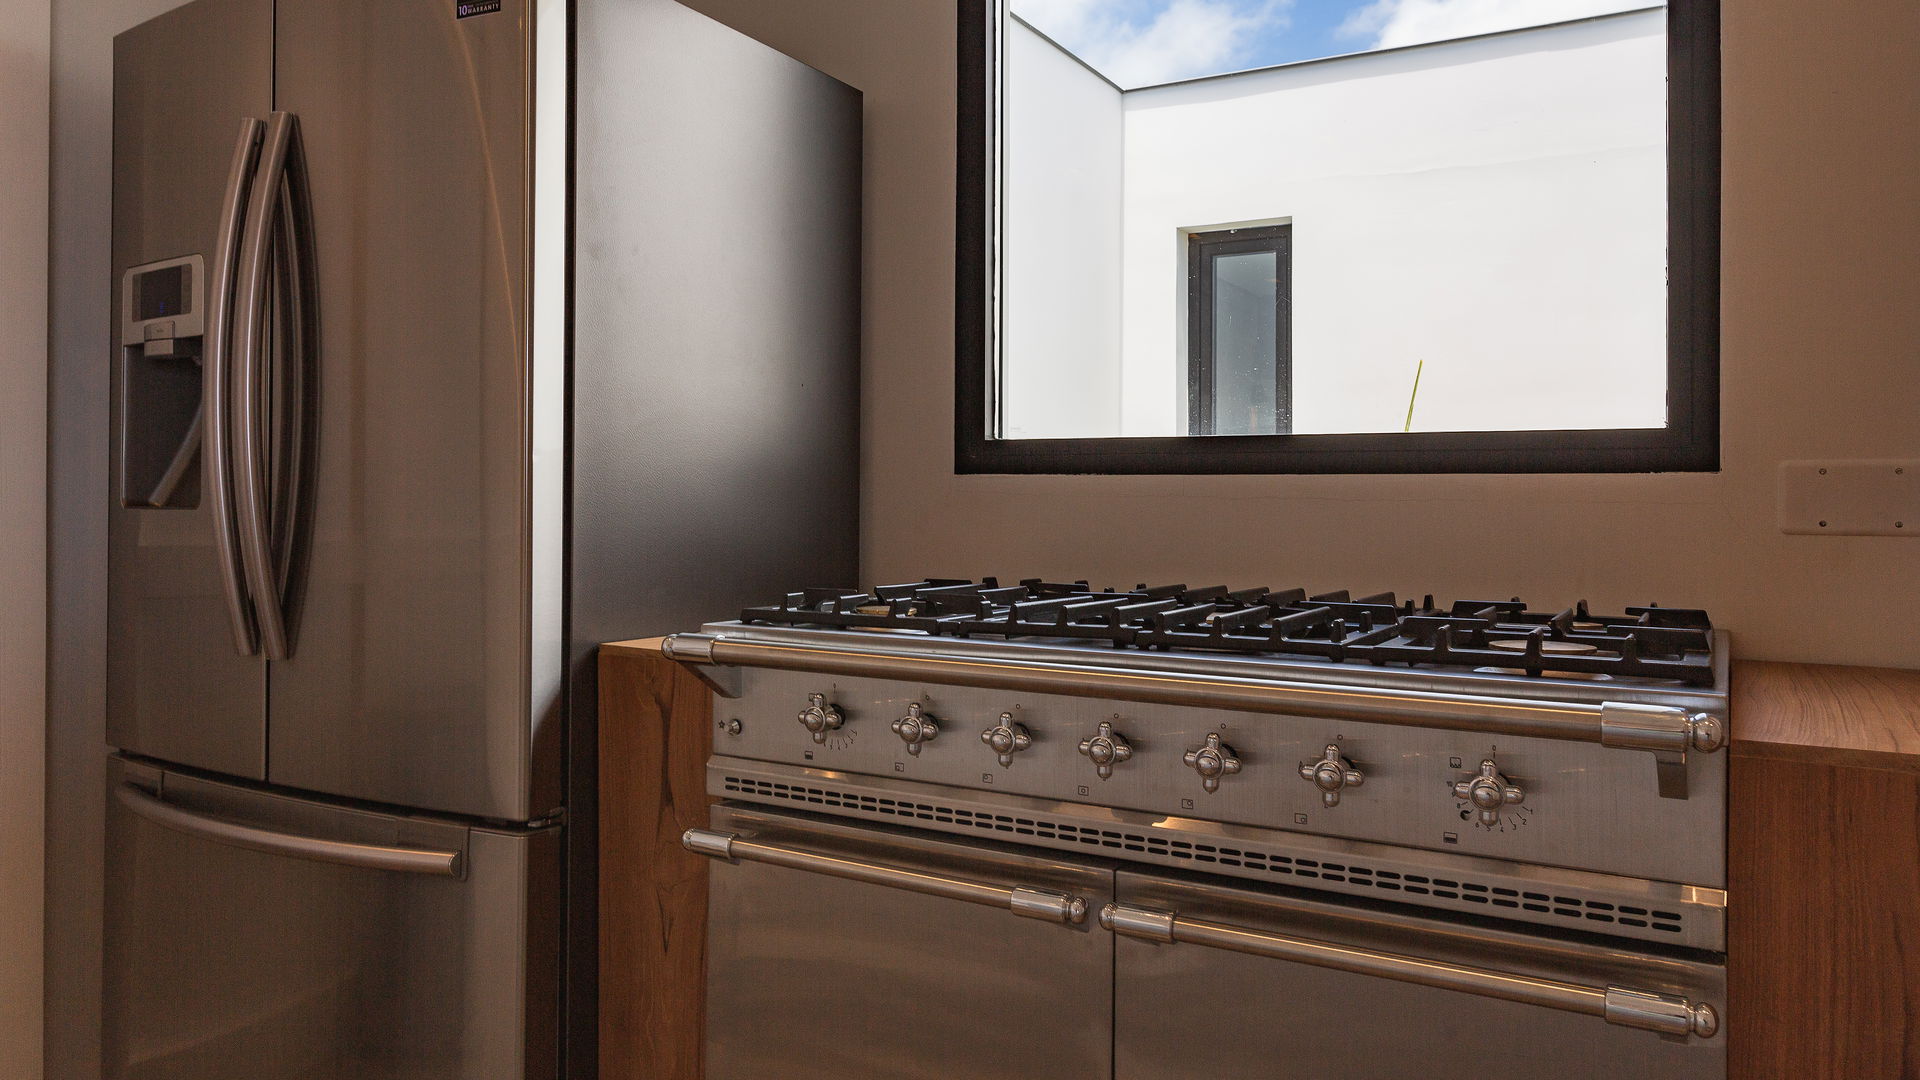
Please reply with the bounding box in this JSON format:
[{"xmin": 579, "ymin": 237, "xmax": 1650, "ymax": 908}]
[{"xmin": 136, "ymin": 264, "xmax": 187, "ymax": 321}]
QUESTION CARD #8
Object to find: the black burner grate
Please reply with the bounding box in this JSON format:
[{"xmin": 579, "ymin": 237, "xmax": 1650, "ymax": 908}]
[{"xmin": 739, "ymin": 579, "xmax": 1715, "ymax": 685}]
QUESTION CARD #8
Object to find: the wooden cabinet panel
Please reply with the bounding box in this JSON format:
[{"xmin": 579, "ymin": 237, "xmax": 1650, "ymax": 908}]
[
  {"xmin": 598, "ymin": 642, "xmax": 714, "ymax": 1080},
  {"xmin": 1729, "ymin": 754, "xmax": 1920, "ymax": 1078}
]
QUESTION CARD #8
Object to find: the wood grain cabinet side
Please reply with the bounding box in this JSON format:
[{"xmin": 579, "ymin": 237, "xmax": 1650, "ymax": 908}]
[
  {"xmin": 1729, "ymin": 662, "xmax": 1920, "ymax": 1080},
  {"xmin": 598, "ymin": 641, "xmax": 713, "ymax": 1080}
]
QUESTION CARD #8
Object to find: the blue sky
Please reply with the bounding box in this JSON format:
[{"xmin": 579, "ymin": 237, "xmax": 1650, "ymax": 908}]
[{"xmin": 1010, "ymin": 0, "xmax": 1661, "ymax": 87}]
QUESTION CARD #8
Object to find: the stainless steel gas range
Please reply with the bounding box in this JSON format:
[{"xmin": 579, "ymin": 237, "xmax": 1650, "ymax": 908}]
[{"xmin": 664, "ymin": 580, "xmax": 1729, "ymax": 1079}]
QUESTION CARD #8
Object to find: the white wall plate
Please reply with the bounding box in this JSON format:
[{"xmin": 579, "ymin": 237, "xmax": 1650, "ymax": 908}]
[{"xmin": 1778, "ymin": 460, "xmax": 1919, "ymax": 536}]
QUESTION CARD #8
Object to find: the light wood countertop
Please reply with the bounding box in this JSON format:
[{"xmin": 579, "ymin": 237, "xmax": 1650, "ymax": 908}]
[
  {"xmin": 1733, "ymin": 659, "xmax": 1920, "ymax": 773},
  {"xmin": 601, "ymin": 637, "xmax": 670, "ymax": 659}
]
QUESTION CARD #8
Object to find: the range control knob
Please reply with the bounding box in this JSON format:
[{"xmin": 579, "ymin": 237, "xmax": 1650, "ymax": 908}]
[
  {"xmin": 1299, "ymin": 745, "xmax": 1364, "ymax": 807},
  {"xmin": 892, "ymin": 702, "xmax": 940, "ymax": 756},
  {"xmin": 796, "ymin": 693, "xmax": 843, "ymax": 744},
  {"xmin": 1453, "ymin": 759, "xmax": 1526, "ymax": 826},
  {"xmin": 1183, "ymin": 733, "xmax": 1242, "ymax": 794},
  {"xmin": 980, "ymin": 713, "xmax": 1033, "ymax": 768},
  {"xmin": 1077, "ymin": 721, "xmax": 1133, "ymax": 780}
]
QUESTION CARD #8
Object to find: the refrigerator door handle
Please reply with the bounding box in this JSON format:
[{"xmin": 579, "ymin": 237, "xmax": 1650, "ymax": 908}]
[
  {"xmin": 269, "ymin": 124, "xmax": 316, "ymax": 601},
  {"xmin": 205, "ymin": 116, "xmax": 265, "ymax": 656},
  {"xmin": 231, "ymin": 111, "xmax": 301, "ymax": 660},
  {"xmin": 115, "ymin": 782, "xmax": 466, "ymax": 878}
]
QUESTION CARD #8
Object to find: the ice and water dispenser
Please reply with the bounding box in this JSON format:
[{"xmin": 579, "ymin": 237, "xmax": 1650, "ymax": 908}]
[{"xmin": 120, "ymin": 254, "xmax": 206, "ymax": 509}]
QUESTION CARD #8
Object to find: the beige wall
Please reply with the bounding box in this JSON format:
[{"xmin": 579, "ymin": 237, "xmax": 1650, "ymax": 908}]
[
  {"xmin": 44, "ymin": 1, "xmax": 186, "ymax": 1075},
  {"xmin": 2, "ymin": 0, "xmax": 51, "ymax": 1075},
  {"xmin": 682, "ymin": 0, "xmax": 1920, "ymax": 671}
]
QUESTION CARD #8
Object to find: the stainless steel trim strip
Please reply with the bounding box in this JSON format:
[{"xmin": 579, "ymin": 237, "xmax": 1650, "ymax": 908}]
[
  {"xmin": 1101, "ymin": 902, "xmax": 1720, "ymax": 1039},
  {"xmin": 115, "ymin": 783, "xmax": 465, "ymax": 878},
  {"xmin": 682, "ymin": 827, "xmax": 1090, "ymax": 925},
  {"xmin": 666, "ymin": 632, "xmax": 1725, "ymax": 778},
  {"xmin": 205, "ymin": 117, "xmax": 264, "ymax": 656},
  {"xmin": 526, "ymin": 0, "xmax": 568, "ymax": 775},
  {"xmin": 231, "ymin": 111, "xmax": 295, "ymax": 660}
]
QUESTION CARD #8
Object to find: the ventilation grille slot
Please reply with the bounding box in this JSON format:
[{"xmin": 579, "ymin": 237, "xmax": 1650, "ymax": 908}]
[{"xmin": 721, "ymin": 774, "xmax": 1692, "ymax": 941}]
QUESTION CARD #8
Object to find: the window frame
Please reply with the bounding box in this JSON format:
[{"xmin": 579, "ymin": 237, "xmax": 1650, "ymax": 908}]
[
  {"xmin": 1188, "ymin": 224, "xmax": 1293, "ymax": 437},
  {"xmin": 955, "ymin": 0, "xmax": 1721, "ymax": 475}
]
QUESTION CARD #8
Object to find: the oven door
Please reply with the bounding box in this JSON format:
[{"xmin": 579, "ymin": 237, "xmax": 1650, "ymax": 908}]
[
  {"xmin": 697, "ymin": 804, "xmax": 1115, "ymax": 1080},
  {"xmin": 1109, "ymin": 869, "xmax": 1725, "ymax": 1079}
]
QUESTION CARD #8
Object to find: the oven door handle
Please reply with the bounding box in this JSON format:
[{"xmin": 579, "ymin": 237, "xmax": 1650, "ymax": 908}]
[
  {"xmin": 1100, "ymin": 903, "xmax": 1719, "ymax": 1039},
  {"xmin": 683, "ymin": 828, "xmax": 1089, "ymax": 926}
]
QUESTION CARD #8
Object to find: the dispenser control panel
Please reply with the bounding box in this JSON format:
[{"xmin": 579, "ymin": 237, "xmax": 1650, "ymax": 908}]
[{"xmin": 121, "ymin": 254, "xmax": 206, "ymax": 353}]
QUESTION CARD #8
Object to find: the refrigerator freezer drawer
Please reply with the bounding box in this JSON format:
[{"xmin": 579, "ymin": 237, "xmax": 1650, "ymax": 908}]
[{"xmin": 103, "ymin": 756, "xmax": 560, "ymax": 1080}]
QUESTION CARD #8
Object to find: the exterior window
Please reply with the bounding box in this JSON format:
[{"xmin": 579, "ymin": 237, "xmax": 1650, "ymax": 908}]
[
  {"xmin": 1189, "ymin": 225, "xmax": 1290, "ymax": 437},
  {"xmin": 959, "ymin": 0, "xmax": 1723, "ymax": 474}
]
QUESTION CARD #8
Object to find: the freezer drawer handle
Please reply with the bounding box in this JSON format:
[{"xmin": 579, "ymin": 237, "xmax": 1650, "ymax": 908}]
[
  {"xmin": 116, "ymin": 783, "xmax": 465, "ymax": 879},
  {"xmin": 1099, "ymin": 903, "xmax": 1719, "ymax": 1039},
  {"xmin": 683, "ymin": 828, "xmax": 1088, "ymax": 925}
]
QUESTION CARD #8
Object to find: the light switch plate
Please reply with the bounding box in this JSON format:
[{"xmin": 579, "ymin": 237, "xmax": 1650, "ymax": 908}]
[{"xmin": 1778, "ymin": 460, "xmax": 1919, "ymax": 536}]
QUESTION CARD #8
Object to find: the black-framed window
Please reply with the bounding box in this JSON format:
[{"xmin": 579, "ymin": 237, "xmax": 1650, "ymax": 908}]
[
  {"xmin": 1189, "ymin": 225, "xmax": 1292, "ymax": 437},
  {"xmin": 956, "ymin": 0, "xmax": 1721, "ymax": 475}
]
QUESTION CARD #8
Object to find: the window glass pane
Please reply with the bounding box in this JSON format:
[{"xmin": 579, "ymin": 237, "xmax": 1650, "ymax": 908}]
[
  {"xmin": 996, "ymin": 1, "xmax": 1671, "ymax": 440},
  {"xmin": 1210, "ymin": 251, "xmax": 1280, "ymax": 436}
]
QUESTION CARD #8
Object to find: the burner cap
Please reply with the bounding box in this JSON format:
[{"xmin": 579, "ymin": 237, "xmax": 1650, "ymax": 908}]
[{"xmin": 1487, "ymin": 639, "xmax": 1601, "ymax": 655}]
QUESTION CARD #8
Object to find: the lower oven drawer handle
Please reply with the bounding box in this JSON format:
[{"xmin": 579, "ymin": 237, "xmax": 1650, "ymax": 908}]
[
  {"xmin": 1099, "ymin": 903, "xmax": 1718, "ymax": 1039},
  {"xmin": 683, "ymin": 828, "xmax": 1089, "ymax": 925}
]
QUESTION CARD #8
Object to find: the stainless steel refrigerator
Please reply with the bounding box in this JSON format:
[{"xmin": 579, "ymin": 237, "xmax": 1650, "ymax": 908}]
[{"xmin": 102, "ymin": 0, "xmax": 860, "ymax": 1076}]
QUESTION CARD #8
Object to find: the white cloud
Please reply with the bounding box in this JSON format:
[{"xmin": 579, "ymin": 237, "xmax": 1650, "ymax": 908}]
[
  {"xmin": 1340, "ymin": 0, "xmax": 1655, "ymax": 50},
  {"xmin": 1013, "ymin": 0, "xmax": 1293, "ymax": 88}
]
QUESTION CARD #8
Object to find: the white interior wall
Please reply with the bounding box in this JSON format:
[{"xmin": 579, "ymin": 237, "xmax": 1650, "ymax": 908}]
[
  {"xmin": 1115, "ymin": 12, "xmax": 1667, "ymax": 436},
  {"xmin": 2, "ymin": 2, "xmax": 51, "ymax": 1077},
  {"xmin": 1000, "ymin": 17, "xmax": 1125, "ymax": 438}
]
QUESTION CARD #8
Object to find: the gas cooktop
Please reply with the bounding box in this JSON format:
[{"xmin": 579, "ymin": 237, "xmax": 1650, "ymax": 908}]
[{"xmin": 739, "ymin": 578, "xmax": 1716, "ymax": 687}]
